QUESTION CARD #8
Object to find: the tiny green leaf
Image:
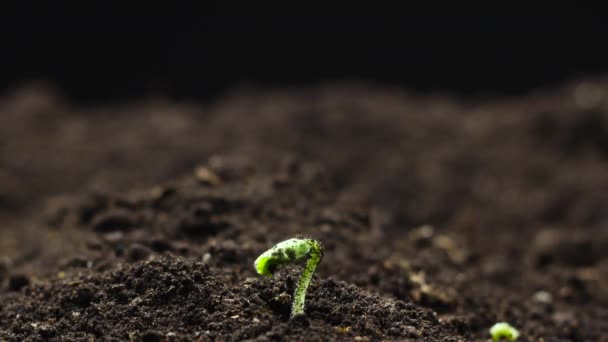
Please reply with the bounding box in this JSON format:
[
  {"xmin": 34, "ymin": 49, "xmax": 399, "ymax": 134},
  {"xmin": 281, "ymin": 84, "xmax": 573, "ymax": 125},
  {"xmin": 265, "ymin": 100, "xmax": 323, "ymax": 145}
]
[
  {"xmin": 490, "ymin": 322, "xmax": 520, "ymax": 342},
  {"xmin": 254, "ymin": 237, "xmax": 324, "ymax": 318}
]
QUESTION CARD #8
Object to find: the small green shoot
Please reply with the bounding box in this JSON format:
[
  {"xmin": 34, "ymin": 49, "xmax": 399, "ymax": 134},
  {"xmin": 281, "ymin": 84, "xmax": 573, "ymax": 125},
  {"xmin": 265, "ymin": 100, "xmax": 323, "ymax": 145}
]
[
  {"xmin": 254, "ymin": 237, "xmax": 324, "ymax": 318},
  {"xmin": 490, "ymin": 322, "xmax": 520, "ymax": 342}
]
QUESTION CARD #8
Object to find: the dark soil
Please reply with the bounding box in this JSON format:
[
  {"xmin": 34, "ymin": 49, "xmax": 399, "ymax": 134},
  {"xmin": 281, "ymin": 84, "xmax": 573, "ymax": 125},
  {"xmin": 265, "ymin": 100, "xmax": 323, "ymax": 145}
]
[{"xmin": 1, "ymin": 81, "xmax": 608, "ymax": 341}]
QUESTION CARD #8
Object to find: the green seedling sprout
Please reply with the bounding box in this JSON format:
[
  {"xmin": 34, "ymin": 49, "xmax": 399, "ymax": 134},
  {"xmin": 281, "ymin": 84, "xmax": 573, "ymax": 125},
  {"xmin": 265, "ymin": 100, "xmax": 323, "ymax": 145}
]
[
  {"xmin": 490, "ymin": 322, "xmax": 520, "ymax": 342},
  {"xmin": 254, "ymin": 237, "xmax": 324, "ymax": 318}
]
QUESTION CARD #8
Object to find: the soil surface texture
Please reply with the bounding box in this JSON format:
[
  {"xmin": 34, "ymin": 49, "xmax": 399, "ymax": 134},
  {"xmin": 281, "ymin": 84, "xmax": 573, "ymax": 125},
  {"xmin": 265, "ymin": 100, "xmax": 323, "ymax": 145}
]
[{"xmin": 1, "ymin": 81, "xmax": 608, "ymax": 341}]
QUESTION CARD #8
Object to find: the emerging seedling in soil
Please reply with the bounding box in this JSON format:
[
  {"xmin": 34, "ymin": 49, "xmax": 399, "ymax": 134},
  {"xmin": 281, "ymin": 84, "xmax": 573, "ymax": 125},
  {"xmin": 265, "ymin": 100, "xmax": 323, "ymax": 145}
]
[
  {"xmin": 490, "ymin": 322, "xmax": 520, "ymax": 342},
  {"xmin": 254, "ymin": 237, "xmax": 324, "ymax": 318}
]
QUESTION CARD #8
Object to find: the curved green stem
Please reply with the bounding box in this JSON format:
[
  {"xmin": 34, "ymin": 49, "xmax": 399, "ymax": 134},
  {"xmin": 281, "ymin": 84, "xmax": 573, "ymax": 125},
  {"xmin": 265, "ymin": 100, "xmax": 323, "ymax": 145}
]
[{"xmin": 291, "ymin": 239, "xmax": 323, "ymax": 317}]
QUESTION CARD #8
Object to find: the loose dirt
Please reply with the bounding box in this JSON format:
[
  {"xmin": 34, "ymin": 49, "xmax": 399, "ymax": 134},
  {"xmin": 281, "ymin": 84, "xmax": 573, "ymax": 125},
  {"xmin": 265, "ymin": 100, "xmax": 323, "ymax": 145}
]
[{"xmin": 1, "ymin": 81, "xmax": 607, "ymax": 341}]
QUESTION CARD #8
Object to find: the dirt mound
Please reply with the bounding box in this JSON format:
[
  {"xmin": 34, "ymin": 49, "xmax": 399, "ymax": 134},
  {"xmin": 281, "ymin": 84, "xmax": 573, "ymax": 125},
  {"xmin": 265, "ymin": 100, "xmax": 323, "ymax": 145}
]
[{"xmin": 1, "ymin": 255, "xmax": 464, "ymax": 341}]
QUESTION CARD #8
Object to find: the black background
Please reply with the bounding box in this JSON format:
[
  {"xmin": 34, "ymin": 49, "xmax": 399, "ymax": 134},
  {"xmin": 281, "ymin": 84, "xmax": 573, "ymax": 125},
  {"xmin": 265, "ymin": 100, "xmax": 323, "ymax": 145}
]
[{"xmin": 3, "ymin": 12, "xmax": 608, "ymax": 104}]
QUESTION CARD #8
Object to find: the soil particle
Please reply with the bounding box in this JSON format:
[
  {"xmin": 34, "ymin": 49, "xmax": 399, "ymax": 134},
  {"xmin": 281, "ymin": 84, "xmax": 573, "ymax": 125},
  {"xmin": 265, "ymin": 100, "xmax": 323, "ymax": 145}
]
[
  {"xmin": 0, "ymin": 259, "xmax": 9, "ymax": 282},
  {"xmin": 7, "ymin": 274, "xmax": 29, "ymax": 291},
  {"xmin": 91, "ymin": 208, "xmax": 136, "ymax": 232},
  {"xmin": 127, "ymin": 243, "xmax": 152, "ymax": 262},
  {"xmin": 531, "ymin": 228, "xmax": 608, "ymax": 267}
]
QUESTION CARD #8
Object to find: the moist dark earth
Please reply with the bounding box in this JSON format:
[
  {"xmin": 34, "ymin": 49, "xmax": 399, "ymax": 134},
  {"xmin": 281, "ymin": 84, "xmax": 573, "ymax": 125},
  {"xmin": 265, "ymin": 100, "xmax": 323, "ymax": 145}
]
[{"xmin": 1, "ymin": 80, "xmax": 608, "ymax": 341}]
